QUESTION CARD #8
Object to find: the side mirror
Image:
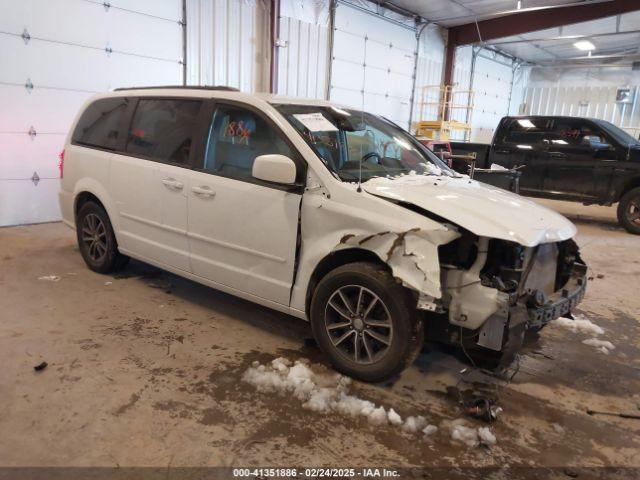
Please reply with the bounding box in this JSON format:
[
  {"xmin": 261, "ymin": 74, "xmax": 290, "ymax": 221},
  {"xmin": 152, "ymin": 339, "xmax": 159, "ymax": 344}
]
[{"xmin": 252, "ymin": 154, "xmax": 297, "ymax": 185}]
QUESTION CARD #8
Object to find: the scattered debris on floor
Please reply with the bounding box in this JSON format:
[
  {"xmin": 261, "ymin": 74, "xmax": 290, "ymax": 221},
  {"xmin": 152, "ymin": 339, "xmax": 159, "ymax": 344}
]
[
  {"xmin": 586, "ymin": 409, "xmax": 640, "ymax": 420},
  {"xmin": 448, "ymin": 380, "xmax": 502, "ymax": 423},
  {"xmin": 464, "ymin": 397, "xmax": 503, "ymax": 423},
  {"xmin": 582, "ymin": 338, "xmax": 615, "ymax": 355},
  {"xmin": 147, "ymin": 279, "xmax": 173, "ymax": 292},
  {"xmin": 33, "ymin": 361, "xmax": 48, "ymax": 372},
  {"xmin": 37, "ymin": 275, "xmax": 60, "ymax": 282},
  {"xmin": 552, "ymin": 423, "xmax": 565, "ymax": 435},
  {"xmin": 104, "ymin": 281, "xmax": 112, "ymax": 286},
  {"xmin": 554, "ymin": 314, "xmax": 604, "ymax": 335}
]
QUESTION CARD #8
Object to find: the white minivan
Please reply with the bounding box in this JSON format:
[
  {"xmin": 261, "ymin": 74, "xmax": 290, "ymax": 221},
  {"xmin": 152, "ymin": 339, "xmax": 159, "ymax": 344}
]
[{"xmin": 59, "ymin": 86, "xmax": 587, "ymax": 381}]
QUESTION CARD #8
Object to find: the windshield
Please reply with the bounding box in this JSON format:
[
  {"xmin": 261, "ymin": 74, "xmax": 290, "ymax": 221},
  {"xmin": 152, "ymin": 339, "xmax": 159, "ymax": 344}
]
[
  {"xmin": 594, "ymin": 119, "xmax": 640, "ymax": 146},
  {"xmin": 275, "ymin": 104, "xmax": 456, "ymax": 182}
]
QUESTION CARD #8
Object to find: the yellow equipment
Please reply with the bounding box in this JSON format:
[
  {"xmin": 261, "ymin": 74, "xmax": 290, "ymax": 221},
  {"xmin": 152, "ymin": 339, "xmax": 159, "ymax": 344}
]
[{"xmin": 414, "ymin": 85, "xmax": 474, "ymax": 141}]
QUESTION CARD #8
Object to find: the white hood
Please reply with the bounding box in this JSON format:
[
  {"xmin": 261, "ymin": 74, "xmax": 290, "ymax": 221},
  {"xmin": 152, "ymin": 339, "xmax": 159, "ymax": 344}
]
[{"xmin": 362, "ymin": 174, "xmax": 577, "ymax": 247}]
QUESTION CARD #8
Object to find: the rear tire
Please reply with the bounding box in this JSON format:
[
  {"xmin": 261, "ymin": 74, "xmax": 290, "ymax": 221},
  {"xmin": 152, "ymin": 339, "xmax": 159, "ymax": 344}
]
[
  {"xmin": 617, "ymin": 187, "xmax": 640, "ymax": 235},
  {"xmin": 76, "ymin": 201, "xmax": 129, "ymax": 273},
  {"xmin": 309, "ymin": 262, "xmax": 422, "ymax": 383}
]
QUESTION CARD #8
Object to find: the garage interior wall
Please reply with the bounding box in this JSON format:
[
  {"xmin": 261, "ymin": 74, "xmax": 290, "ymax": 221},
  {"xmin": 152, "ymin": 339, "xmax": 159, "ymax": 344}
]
[
  {"xmin": 185, "ymin": 0, "xmax": 270, "ymax": 92},
  {"xmin": 329, "ymin": 0, "xmax": 417, "ymax": 130},
  {"xmin": 276, "ymin": 0, "xmax": 330, "ymax": 99},
  {"xmin": 509, "ymin": 65, "xmax": 531, "ymax": 116},
  {"xmin": 412, "ymin": 24, "xmax": 446, "ymax": 128},
  {"xmin": 450, "ymin": 45, "xmax": 473, "ymax": 133},
  {"xmin": 523, "ymin": 67, "xmax": 640, "ymax": 138},
  {"xmin": 451, "ymin": 46, "xmax": 521, "ymax": 143},
  {"xmin": 0, "ymin": 0, "xmax": 183, "ymax": 227},
  {"xmin": 470, "ymin": 50, "xmax": 516, "ymax": 143}
]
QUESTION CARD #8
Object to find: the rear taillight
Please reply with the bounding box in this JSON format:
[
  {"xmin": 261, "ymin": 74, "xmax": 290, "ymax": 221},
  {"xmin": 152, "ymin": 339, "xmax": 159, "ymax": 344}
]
[{"xmin": 58, "ymin": 149, "xmax": 65, "ymax": 179}]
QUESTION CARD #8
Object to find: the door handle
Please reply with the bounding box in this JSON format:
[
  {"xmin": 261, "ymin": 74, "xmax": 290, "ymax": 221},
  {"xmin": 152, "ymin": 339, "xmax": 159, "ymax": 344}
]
[
  {"xmin": 192, "ymin": 185, "xmax": 216, "ymax": 198},
  {"xmin": 162, "ymin": 178, "xmax": 184, "ymax": 190},
  {"xmin": 494, "ymin": 149, "xmax": 512, "ymax": 154},
  {"xmin": 548, "ymin": 152, "xmax": 567, "ymax": 159}
]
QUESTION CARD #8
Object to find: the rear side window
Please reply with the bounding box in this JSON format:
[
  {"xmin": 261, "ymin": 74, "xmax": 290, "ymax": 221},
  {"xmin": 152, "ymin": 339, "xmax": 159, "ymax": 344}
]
[
  {"xmin": 126, "ymin": 99, "xmax": 202, "ymax": 165},
  {"xmin": 72, "ymin": 97, "xmax": 128, "ymax": 150}
]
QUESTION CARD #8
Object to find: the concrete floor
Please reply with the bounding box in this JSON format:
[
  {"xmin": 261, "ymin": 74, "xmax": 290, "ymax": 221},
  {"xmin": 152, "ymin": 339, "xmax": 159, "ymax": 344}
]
[{"xmin": 1, "ymin": 199, "xmax": 639, "ymax": 471}]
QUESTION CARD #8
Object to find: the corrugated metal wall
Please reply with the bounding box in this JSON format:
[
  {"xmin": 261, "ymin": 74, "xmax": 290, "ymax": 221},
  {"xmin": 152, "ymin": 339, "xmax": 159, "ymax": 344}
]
[
  {"xmin": 523, "ymin": 68, "xmax": 640, "ymax": 137},
  {"xmin": 276, "ymin": 0, "xmax": 330, "ymax": 99},
  {"xmin": 186, "ymin": 0, "xmax": 271, "ymax": 92}
]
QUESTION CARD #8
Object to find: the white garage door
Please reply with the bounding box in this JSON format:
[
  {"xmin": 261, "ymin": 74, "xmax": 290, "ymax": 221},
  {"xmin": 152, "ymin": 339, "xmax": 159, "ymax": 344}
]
[
  {"xmin": 0, "ymin": 0, "xmax": 183, "ymax": 227},
  {"xmin": 471, "ymin": 55, "xmax": 514, "ymax": 143},
  {"xmin": 329, "ymin": 1, "xmax": 416, "ymax": 129}
]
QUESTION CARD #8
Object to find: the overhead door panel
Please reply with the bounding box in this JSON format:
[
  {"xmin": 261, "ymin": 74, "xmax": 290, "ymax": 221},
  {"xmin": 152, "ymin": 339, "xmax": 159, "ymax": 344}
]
[
  {"xmin": 329, "ymin": 2, "xmax": 416, "ymax": 129},
  {"xmin": 471, "ymin": 55, "xmax": 513, "ymax": 143},
  {"xmin": 0, "ymin": 0, "xmax": 182, "ymax": 227}
]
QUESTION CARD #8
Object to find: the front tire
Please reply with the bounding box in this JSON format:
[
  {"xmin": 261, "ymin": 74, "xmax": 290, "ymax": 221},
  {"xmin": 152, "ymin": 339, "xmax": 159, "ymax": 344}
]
[
  {"xmin": 310, "ymin": 262, "xmax": 422, "ymax": 382},
  {"xmin": 617, "ymin": 187, "xmax": 640, "ymax": 235},
  {"xmin": 76, "ymin": 201, "xmax": 129, "ymax": 273}
]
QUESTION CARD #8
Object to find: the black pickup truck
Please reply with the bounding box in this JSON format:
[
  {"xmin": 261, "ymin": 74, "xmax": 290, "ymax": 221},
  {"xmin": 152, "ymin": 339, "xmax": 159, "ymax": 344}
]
[{"xmin": 450, "ymin": 116, "xmax": 640, "ymax": 234}]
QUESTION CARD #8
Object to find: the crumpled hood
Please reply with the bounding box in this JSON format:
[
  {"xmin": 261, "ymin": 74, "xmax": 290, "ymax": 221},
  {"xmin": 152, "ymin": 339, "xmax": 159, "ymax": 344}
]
[{"xmin": 363, "ymin": 174, "xmax": 576, "ymax": 246}]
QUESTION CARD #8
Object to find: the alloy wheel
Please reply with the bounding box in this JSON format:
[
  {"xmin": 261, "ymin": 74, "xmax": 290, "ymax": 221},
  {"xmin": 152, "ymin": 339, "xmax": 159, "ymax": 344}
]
[
  {"xmin": 626, "ymin": 196, "xmax": 640, "ymax": 226},
  {"xmin": 81, "ymin": 213, "xmax": 108, "ymax": 262},
  {"xmin": 324, "ymin": 285, "xmax": 393, "ymax": 365}
]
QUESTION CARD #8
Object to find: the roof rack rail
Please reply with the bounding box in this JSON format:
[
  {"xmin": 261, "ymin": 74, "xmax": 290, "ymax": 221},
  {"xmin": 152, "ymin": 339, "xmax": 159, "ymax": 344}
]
[{"xmin": 113, "ymin": 85, "xmax": 240, "ymax": 92}]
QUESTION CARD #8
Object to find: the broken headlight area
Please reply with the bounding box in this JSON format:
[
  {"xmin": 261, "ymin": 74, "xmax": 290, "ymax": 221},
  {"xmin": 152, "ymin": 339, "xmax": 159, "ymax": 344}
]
[{"xmin": 432, "ymin": 236, "xmax": 587, "ymax": 368}]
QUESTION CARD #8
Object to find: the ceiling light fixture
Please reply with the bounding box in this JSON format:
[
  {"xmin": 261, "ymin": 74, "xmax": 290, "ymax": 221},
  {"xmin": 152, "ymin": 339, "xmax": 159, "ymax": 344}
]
[
  {"xmin": 517, "ymin": 0, "xmax": 522, "ymax": 10},
  {"xmin": 574, "ymin": 40, "xmax": 596, "ymax": 51}
]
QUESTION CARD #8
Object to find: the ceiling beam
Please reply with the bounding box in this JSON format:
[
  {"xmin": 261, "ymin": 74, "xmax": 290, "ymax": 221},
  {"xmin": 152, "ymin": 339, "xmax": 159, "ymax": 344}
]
[
  {"xmin": 486, "ymin": 28, "xmax": 640, "ymax": 46},
  {"xmin": 448, "ymin": 0, "xmax": 640, "ymax": 46}
]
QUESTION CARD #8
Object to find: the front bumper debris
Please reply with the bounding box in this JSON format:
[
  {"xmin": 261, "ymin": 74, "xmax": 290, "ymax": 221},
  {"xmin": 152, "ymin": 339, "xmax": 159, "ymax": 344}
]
[
  {"xmin": 481, "ymin": 261, "xmax": 587, "ymax": 368},
  {"xmin": 527, "ymin": 262, "xmax": 588, "ymax": 329}
]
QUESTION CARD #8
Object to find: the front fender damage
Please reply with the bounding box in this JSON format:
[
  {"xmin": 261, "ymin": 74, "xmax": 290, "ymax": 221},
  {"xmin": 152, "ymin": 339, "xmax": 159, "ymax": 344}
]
[{"xmin": 337, "ymin": 227, "xmax": 460, "ymax": 308}]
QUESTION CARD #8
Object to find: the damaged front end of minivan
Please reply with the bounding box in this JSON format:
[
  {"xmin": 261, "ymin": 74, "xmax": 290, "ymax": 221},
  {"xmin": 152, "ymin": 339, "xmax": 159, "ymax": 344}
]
[
  {"xmin": 335, "ymin": 222, "xmax": 587, "ymax": 367},
  {"xmin": 436, "ymin": 233, "xmax": 587, "ymax": 365}
]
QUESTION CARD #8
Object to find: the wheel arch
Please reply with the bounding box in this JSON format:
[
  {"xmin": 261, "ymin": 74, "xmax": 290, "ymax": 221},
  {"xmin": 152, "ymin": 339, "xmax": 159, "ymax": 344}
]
[
  {"xmin": 72, "ymin": 179, "xmax": 122, "ymax": 245},
  {"xmin": 305, "ymin": 247, "xmax": 390, "ymax": 318},
  {"xmin": 616, "ymin": 176, "xmax": 640, "ymax": 203}
]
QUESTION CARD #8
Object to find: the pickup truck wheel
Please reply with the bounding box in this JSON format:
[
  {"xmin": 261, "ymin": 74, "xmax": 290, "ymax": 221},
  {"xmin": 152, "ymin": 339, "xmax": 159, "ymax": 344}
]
[
  {"xmin": 310, "ymin": 262, "xmax": 422, "ymax": 383},
  {"xmin": 76, "ymin": 201, "xmax": 129, "ymax": 273},
  {"xmin": 617, "ymin": 187, "xmax": 640, "ymax": 235}
]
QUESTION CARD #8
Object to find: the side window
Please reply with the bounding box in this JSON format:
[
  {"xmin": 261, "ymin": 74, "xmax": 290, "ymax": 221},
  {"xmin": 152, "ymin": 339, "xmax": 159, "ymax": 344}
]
[
  {"xmin": 126, "ymin": 99, "xmax": 202, "ymax": 165},
  {"xmin": 203, "ymin": 105, "xmax": 296, "ymax": 181},
  {"xmin": 550, "ymin": 120, "xmax": 610, "ymax": 149},
  {"xmin": 72, "ymin": 97, "xmax": 129, "ymax": 150}
]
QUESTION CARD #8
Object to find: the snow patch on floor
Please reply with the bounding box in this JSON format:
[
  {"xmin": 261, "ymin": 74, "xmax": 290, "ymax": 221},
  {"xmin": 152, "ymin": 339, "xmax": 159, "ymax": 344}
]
[
  {"xmin": 442, "ymin": 419, "xmax": 497, "ymax": 448},
  {"xmin": 582, "ymin": 337, "xmax": 615, "ymax": 354},
  {"xmin": 555, "ymin": 314, "xmax": 604, "ymax": 336},
  {"xmin": 243, "ymin": 358, "xmax": 494, "ymax": 447},
  {"xmin": 554, "ymin": 314, "xmax": 616, "ymax": 354},
  {"xmin": 38, "ymin": 275, "xmax": 61, "ymax": 282}
]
